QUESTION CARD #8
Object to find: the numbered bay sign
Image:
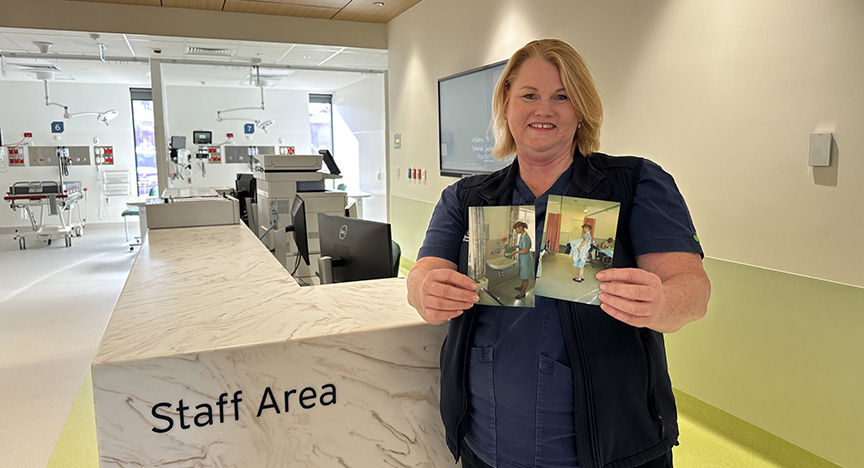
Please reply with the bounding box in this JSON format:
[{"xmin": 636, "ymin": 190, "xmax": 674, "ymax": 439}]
[
  {"xmin": 52, "ymin": 121, "xmax": 65, "ymax": 133},
  {"xmin": 244, "ymin": 123, "xmax": 255, "ymax": 134}
]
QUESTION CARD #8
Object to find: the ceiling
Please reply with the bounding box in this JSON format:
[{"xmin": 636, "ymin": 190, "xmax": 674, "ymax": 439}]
[
  {"xmin": 0, "ymin": 0, "xmax": 406, "ymax": 92},
  {"xmin": 70, "ymin": 0, "xmax": 422, "ymax": 23}
]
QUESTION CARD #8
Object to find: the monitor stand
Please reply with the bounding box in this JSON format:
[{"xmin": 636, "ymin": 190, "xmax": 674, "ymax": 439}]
[{"xmin": 316, "ymin": 256, "xmax": 345, "ymax": 285}]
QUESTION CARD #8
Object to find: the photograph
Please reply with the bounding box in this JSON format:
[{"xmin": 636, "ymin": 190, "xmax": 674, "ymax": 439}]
[
  {"xmin": 467, "ymin": 205, "xmax": 536, "ymax": 307},
  {"xmin": 534, "ymin": 195, "xmax": 620, "ymax": 304}
]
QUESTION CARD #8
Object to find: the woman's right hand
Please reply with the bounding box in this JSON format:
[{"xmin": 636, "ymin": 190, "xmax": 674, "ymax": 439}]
[{"xmin": 407, "ymin": 257, "xmax": 480, "ymax": 325}]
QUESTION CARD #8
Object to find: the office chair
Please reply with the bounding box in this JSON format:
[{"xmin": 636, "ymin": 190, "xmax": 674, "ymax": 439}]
[{"xmin": 391, "ymin": 240, "xmax": 402, "ymax": 277}]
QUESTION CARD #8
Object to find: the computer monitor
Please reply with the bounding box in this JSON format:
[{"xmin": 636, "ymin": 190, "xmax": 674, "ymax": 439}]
[
  {"xmin": 234, "ymin": 173, "xmax": 257, "ymax": 227},
  {"xmin": 317, "ymin": 214, "xmax": 393, "ymax": 283},
  {"xmin": 170, "ymin": 135, "xmax": 186, "ymax": 149},
  {"xmin": 193, "ymin": 130, "xmax": 212, "ymax": 145},
  {"xmin": 318, "ymin": 149, "xmax": 341, "ymax": 176},
  {"xmin": 286, "ymin": 194, "xmax": 309, "ymax": 266}
]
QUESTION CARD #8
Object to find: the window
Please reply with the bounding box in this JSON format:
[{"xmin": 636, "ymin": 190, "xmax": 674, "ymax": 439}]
[
  {"xmin": 130, "ymin": 88, "xmax": 155, "ymax": 196},
  {"xmin": 308, "ymin": 93, "xmax": 333, "ymax": 154}
]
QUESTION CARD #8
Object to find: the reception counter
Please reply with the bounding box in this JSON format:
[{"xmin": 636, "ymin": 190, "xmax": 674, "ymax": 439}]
[{"xmin": 91, "ymin": 224, "xmax": 450, "ymax": 467}]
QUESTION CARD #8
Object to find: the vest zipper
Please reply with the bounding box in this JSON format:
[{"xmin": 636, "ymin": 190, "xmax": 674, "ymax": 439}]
[
  {"xmin": 455, "ymin": 310, "xmax": 478, "ymax": 459},
  {"xmin": 641, "ymin": 330, "xmax": 664, "ymax": 439},
  {"xmin": 561, "ymin": 303, "xmax": 601, "ymax": 468}
]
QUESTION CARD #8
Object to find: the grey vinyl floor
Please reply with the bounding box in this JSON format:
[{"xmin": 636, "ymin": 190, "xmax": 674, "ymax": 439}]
[{"xmin": 0, "ymin": 222, "xmax": 136, "ymax": 468}]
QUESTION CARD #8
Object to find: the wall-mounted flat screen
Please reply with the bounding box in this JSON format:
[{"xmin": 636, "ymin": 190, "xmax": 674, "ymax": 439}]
[
  {"xmin": 192, "ymin": 130, "xmax": 212, "ymax": 145},
  {"xmin": 438, "ymin": 60, "xmax": 511, "ymax": 177}
]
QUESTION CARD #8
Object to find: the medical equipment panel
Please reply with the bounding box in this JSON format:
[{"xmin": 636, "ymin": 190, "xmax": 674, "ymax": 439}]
[
  {"xmin": 192, "ymin": 130, "xmax": 212, "ymax": 145},
  {"xmin": 28, "ymin": 146, "xmax": 91, "ymax": 166},
  {"xmin": 8, "ymin": 148, "xmax": 25, "ymax": 166},
  {"xmin": 94, "ymin": 146, "xmax": 115, "ymax": 165},
  {"xmin": 224, "ymin": 146, "xmax": 252, "ymax": 164}
]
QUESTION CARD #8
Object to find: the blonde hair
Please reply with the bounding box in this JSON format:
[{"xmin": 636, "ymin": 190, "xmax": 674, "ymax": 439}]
[{"xmin": 491, "ymin": 39, "xmax": 603, "ymax": 159}]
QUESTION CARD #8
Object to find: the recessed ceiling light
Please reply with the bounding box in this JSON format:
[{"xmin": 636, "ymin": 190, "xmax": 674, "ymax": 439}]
[
  {"xmin": 374, "ymin": 2, "xmax": 384, "ymax": 6},
  {"xmin": 303, "ymin": 55, "xmax": 311, "ymax": 59}
]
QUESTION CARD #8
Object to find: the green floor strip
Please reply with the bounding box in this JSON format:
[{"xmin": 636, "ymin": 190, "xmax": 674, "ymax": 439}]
[{"xmin": 47, "ymin": 371, "xmax": 842, "ymax": 467}]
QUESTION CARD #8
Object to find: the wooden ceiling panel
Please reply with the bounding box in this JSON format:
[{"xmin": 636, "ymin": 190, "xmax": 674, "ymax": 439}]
[
  {"xmin": 223, "ymin": 0, "xmax": 339, "ymax": 19},
  {"xmin": 163, "ymin": 0, "xmax": 225, "ymax": 10},
  {"xmin": 277, "ymin": 0, "xmax": 350, "ymax": 8},
  {"xmin": 72, "ymin": 0, "xmax": 162, "ymax": 6},
  {"xmin": 333, "ymin": 0, "xmax": 420, "ymax": 23}
]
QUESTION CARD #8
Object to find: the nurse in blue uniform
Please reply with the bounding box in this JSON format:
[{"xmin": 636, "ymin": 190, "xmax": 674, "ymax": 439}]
[
  {"xmin": 509, "ymin": 221, "xmax": 532, "ymax": 299},
  {"xmin": 570, "ymin": 223, "xmax": 593, "ymax": 282},
  {"xmin": 407, "ymin": 39, "xmax": 712, "ymax": 468}
]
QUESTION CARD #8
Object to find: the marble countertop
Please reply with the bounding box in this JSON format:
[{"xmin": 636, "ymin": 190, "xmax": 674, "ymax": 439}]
[{"xmin": 93, "ymin": 224, "xmax": 431, "ymax": 365}]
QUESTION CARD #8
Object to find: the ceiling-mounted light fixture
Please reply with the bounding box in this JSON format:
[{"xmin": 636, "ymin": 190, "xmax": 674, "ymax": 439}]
[
  {"xmin": 41, "ymin": 77, "xmax": 118, "ymax": 126},
  {"xmin": 33, "ymin": 41, "xmax": 53, "ymax": 54},
  {"xmin": 216, "ymin": 64, "xmax": 275, "ymax": 130},
  {"xmin": 257, "ymin": 119, "xmax": 276, "ymax": 134}
]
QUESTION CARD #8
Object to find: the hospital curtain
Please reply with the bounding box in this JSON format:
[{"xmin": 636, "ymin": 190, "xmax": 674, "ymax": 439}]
[
  {"xmin": 583, "ymin": 217, "xmax": 596, "ymax": 240},
  {"xmin": 546, "ymin": 213, "xmax": 562, "ymax": 252},
  {"xmin": 469, "ymin": 207, "xmax": 486, "ymax": 280}
]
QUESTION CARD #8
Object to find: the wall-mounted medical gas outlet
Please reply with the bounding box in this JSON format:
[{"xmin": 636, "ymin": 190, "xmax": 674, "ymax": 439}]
[
  {"xmin": 195, "ymin": 145, "xmax": 220, "ymax": 162},
  {"xmin": 8, "ymin": 148, "xmax": 25, "ymax": 166},
  {"xmin": 65, "ymin": 147, "xmax": 91, "ymax": 166},
  {"xmin": 207, "ymin": 147, "xmax": 222, "ymax": 164},
  {"xmin": 224, "ymin": 146, "xmax": 249, "ymax": 164},
  {"xmin": 279, "ymin": 146, "xmax": 296, "ymax": 155},
  {"xmin": 28, "ymin": 146, "xmax": 91, "ymax": 166},
  {"xmin": 407, "ymin": 167, "xmax": 427, "ymax": 180},
  {"xmin": 94, "ymin": 146, "xmax": 115, "ymax": 165}
]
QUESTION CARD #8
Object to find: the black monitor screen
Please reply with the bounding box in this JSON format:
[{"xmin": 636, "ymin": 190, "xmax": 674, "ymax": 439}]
[
  {"xmin": 318, "ymin": 149, "xmax": 341, "ymax": 175},
  {"xmin": 318, "ymin": 214, "xmax": 393, "ymax": 283},
  {"xmin": 192, "ymin": 130, "xmax": 212, "ymax": 145},
  {"xmin": 170, "ymin": 135, "xmax": 186, "ymax": 149},
  {"xmin": 438, "ymin": 60, "xmax": 511, "ymax": 177},
  {"xmin": 290, "ymin": 195, "xmax": 309, "ymax": 266}
]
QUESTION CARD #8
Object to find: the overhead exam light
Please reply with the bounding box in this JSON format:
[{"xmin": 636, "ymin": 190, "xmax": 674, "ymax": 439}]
[
  {"xmin": 216, "ymin": 64, "xmax": 275, "ymax": 129},
  {"xmin": 65, "ymin": 109, "xmax": 119, "ymax": 126},
  {"xmin": 257, "ymin": 119, "xmax": 275, "ymax": 133},
  {"xmin": 41, "ymin": 78, "xmax": 119, "ymax": 126}
]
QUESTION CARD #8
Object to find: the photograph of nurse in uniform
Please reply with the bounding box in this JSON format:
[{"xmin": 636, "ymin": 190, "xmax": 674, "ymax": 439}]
[
  {"xmin": 467, "ymin": 205, "xmax": 536, "ymax": 307},
  {"xmin": 535, "ymin": 195, "xmax": 620, "ymax": 304}
]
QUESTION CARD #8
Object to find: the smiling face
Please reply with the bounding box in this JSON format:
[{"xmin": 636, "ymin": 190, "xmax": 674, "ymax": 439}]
[{"xmin": 504, "ymin": 58, "xmax": 580, "ymax": 163}]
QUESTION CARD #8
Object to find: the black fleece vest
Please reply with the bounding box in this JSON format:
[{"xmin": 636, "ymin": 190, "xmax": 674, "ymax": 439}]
[{"xmin": 439, "ymin": 152, "xmax": 679, "ymax": 468}]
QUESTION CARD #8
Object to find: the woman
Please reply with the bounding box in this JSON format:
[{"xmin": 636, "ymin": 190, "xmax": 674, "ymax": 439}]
[
  {"xmin": 407, "ymin": 39, "xmax": 710, "ymax": 468},
  {"xmin": 570, "ymin": 223, "xmax": 593, "ymax": 282},
  {"xmin": 509, "ymin": 221, "xmax": 532, "ymax": 299}
]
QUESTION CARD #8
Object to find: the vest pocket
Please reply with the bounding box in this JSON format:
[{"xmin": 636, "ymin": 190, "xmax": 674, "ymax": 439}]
[
  {"xmin": 467, "ymin": 347, "xmax": 496, "ymax": 458},
  {"xmin": 535, "ymin": 354, "xmax": 577, "ymax": 467}
]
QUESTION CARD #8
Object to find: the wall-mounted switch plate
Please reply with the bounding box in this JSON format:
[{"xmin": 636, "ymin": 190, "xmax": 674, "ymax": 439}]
[{"xmin": 809, "ymin": 132, "xmax": 832, "ymax": 167}]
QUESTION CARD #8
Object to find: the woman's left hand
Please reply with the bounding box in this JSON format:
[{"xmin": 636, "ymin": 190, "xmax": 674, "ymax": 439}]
[{"xmin": 595, "ymin": 252, "xmax": 710, "ymax": 333}]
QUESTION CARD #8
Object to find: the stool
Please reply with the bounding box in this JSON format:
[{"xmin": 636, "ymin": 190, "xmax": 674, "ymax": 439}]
[{"xmin": 121, "ymin": 208, "xmax": 139, "ymax": 241}]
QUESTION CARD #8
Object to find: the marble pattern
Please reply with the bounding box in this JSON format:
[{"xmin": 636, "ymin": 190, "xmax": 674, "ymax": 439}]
[{"xmin": 92, "ymin": 225, "xmax": 451, "ymax": 467}]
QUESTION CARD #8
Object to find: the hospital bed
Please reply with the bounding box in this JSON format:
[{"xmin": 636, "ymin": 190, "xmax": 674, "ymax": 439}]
[{"xmin": 4, "ymin": 181, "xmax": 86, "ymax": 249}]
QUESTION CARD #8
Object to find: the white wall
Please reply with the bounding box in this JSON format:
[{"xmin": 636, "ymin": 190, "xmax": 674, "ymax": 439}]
[
  {"xmin": 164, "ymin": 85, "xmax": 312, "ymax": 190},
  {"xmin": 386, "ymin": 1, "xmax": 864, "ymax": 466},
  {"xmin": 387, "ymin": 0, "xmax": 864, "ymax": 288},
  {"xmin": 333, "ymin": 74, "xmax": 388, "ymax": 222},
  {"xmin": 0, "ymin": 81, "xmax": 136, "ymax": 229},
  {"xmin": 0, "ymin": 78, "xmax": 389, "ymax": 230}
]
